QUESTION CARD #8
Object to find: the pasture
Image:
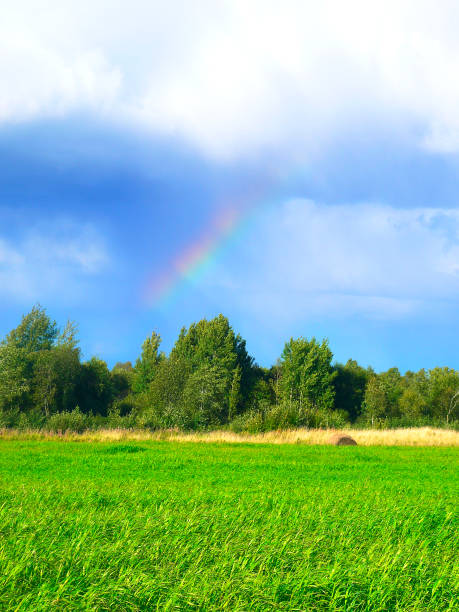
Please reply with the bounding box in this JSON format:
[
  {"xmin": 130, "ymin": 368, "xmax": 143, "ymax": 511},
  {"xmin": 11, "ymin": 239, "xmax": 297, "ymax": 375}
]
[{"xmin": 0, "ymin": 440, "xmax": 457, "ymax": 610}]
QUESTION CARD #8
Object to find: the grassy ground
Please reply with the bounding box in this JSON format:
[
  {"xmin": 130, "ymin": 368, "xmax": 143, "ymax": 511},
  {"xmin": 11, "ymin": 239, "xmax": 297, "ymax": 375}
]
[
  {"xmin": 2, "ymin": 426, "xmax": 458, "ymax": 445},
  {"xmin": 0, "ymin": 441, "xmax": 457, "ymax": 610}
]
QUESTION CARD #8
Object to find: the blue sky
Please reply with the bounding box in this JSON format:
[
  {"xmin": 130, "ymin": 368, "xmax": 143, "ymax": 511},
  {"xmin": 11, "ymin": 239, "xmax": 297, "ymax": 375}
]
[{"xmin": 0, "ymin": 0, "xmax": 458, "ymax": 372}]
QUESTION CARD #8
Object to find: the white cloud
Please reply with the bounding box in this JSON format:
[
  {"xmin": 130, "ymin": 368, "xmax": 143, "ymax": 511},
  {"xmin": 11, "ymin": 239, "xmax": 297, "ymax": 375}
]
[
  {"xmin": 0, "ymin": 35, "xmax": 121, "ymax": 123},
  {"xmin": 206, "ymin": 200, "xmax": 459, "ymax": 321},
  {"xmin": 0, "ymin": 220, "xmax": 109, "ymax": 302},
  {"xmin": 3, "ymin": 2, "xmax": 459, "ymax": 157}
]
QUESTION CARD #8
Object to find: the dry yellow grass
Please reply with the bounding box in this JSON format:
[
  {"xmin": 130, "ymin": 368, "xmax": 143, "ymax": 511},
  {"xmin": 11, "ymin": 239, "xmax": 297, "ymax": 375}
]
[{"xmin": 0, "ymin": 427, "xmax": 457, "ymax": 446}]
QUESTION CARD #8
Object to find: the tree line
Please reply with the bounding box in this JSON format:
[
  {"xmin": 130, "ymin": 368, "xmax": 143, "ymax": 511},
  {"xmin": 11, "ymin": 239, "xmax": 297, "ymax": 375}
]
[{"xmin": 0, "ymin": 305, "xmax": 458, "ymax": 431}]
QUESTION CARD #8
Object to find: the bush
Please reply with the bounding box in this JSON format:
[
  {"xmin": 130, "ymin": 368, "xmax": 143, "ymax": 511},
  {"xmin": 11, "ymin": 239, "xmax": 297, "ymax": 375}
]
[
  {"xmin": 0, "ymin": 408, "xmax": 47, "ymax": 429},
  {"xmin": 264, "ymin": 402, "xmax": 349, "ymax": 430},
  {"xmin": 355, "ymin": 414, "xmax": 459, "ymax": 430},
  {"xmin": 303, "ymin": 407, "xmax": 349, "ymax": 429},
  {"xmin": 263, "ymin": 403, "xmax": 299, "ymax": 430},
  {"xmin": 0, "ymin": 408, "xmax": 21, "ymax": 428},
  {"xmin": 46, "ymin": 407, "xmax": 89, "ymax": 433},
  {"xmin": 229, "ymin": 403, "xmax": 350, "ymax": 433},
  {"xmin": 106, "ymin": 407, "xmax": 139, "ymax": 429},
  {"xmin": 136, "ymin": 406, "xmax": 163, "ymax": 430},
  {"xmin": 229, "ymin": 410, "xmax": 264, "ymax": 433},
  {"xmin": 18, "ymin": 408, "xmax": 46, "ymax": 430}
]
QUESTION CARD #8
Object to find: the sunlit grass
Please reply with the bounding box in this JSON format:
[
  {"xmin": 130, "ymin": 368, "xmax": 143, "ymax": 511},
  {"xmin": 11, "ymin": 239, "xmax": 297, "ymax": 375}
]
[
  {"xmin": 0, "ymin": 440, "xmax": 457, "ymax": 610},
  {"xmin": 1, "ymin": 426, "xmax": 458, "ymax": 445}
]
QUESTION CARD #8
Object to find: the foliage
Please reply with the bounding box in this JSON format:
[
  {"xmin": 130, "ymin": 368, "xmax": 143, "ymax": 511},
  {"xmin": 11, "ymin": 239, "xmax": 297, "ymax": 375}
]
[
  {"xmin": 56, "ymin": 320, "xmax": 80, "ymax": 351},
  {"xmin": 333, "ymin": 359, "xmax": 370, "ymax": 421},
  {"xmin": 280, "ymin": 337, "xmax": 335, "ymax": 410},
  {"xmin": 181, "ymin": 363, "xmax": 228, "ymax": 428},
  {"xmin": 3, "ymin": 304, "xmax": 58, "ymax": 352},
  {"xmin": 429, "ymin": 367, "xmax": 459, "ymax": 423},
  {"xmin": 77, "ymin": 357, "xmax": 113, "ymax": 416},
  {"xmin": 362, "ymin": 376, "xmax": 388, "ymax": 426},
  {"xmin": 145, "ymin": 356, "xmax": 191, "ymax": 428},
  {"xmin": 31, "ymin": 347, "xmax": 81, "ymax": 416},
  {"xmin": 110, "ymin": 365, "xmax": 135, "ymax": 404},
  {"xmin": 46, "ymin": 407, "xmax": 89, "ymax": 433},
  {"xmin": 142, "ymin": 315, "xmax": 255, "ymax": 428},
  {"xmin": 1, "ymin": 305, "xmax": 458, "ymax": 432},
  {"xmin": 398, "ymin": 387, "xmax": 426, "ymax": 419},
  {"xmin": 229, "ymin": 402, "xmax": 348, "ymax": 432},
  {"xmin": 229, "ymin": 409, "xmax": 265, "ymax": 433},
  {"xmin": 134, "ymin": 332, "xmax": 163, "ymax": 393},
  {"xmin": 0, "ymin": 346, "xmax": 31, "ymax": 411}
]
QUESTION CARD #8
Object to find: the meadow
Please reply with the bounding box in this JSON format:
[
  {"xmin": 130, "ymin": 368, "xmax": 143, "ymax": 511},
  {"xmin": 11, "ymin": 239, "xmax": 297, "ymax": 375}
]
[
  {"xmin": 0, "ymin": 439, "xmax": 457, "ymax": 610},
  {"xmin": 1, "ymin": 426, "xmax": 457, "ymax": 446}
]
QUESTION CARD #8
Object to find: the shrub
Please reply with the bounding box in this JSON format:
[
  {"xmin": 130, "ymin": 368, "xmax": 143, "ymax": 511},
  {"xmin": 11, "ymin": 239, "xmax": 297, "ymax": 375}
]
[
  {"xmin": 0, "ymin": 408, "xmax": 47, "ymax": 430},
  {"xmin": 0, "ymin": 409, "xmax": 21, "ymax": 428},
  {"xmin": 111, "ymin": 394, "xmax": 140, "ymax": 417},
  {"xmin": 264, "ymin": 403, "xmax": 300, "ymax": 430},
  {"xmin": 18, "ymin": 408, "xmax": 46, "ymax": 430},
  {"xmin": 136, "ymin": 407, "xmax": 162, "ymax": 430},
  {"xmin": 355, "ymin": 414, "xmax": 459, "ymax": 430},
  {"xmin": 229, "ymin": 403, "xmax": 350, "ymax": 433},
  {"xmin": 46, "ymin": 407, "xmax": 89, "ymax": 433},
  {"xmin": 229, "ymin": 410, "xmax": 264, "ymax": 433},
  {"xmin": 264, "ymin": 402, "xmax": 349, "ymax": 430},
  {"xmin": 106, "ymin": 407, "xmax": 139, "ymax": 429}
]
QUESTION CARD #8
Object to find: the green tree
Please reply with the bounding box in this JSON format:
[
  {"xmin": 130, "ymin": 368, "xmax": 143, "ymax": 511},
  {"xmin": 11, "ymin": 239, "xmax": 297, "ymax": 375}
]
[
  {"xmin": 111, "ymin": 365, "xmax": 134, "ymax": 401},
  {"xmin": 77, "ymin": 358, "xmax": 113, "ymax": 416},
  {"xmin": 0, "ymin": 346, "xmax": 31, "ymax": 412},
  {"xmin": 280, "ymin": 337, "xmax": 335, "ymax": 410},
  {"xmin": 146, "ymin": 356, "xmax": 191, "ymax": 428},
  {"xmin": 182, "ymin": 363, "xmax": 227, "ymax": 428},
  {"xmin": 113, "ymin": 361, "xmax": 134, "ymax": 372},
  {"xmin": 110, "ymin": 363, "xmax": 137, "ymax": 417},
  {"xmin": 229, "ymin": 365, "xmax": 242, "ymax": 421},
  {"xmin": 401, "ymin": 369, "xmax": 429, "ymax": 396},
  {"xmin": 333, "ymin": 359, "xmax": 370, "ymax": 421},
  {"xmin": 170, "ymin": 316, "xmax": 239, "ymax": 375},
  {"xmin": 269, "ymin": 360, "xmax": 282, "ymax": 405},
  {"xmin": 398, "ymin": 387, "xmax": 426, "ymax": 420},
  {"xmin": 246, "ymin": 366, "xmax": 274, "ymax": 412},
  {"xmin": 3, "ymin": 305, "xmax": 58, "ymax": 352},
  {"xmin": 379, "ymin": 368, "xmax": 403, "ymax": 418},
  {"xmin": 362, "ymin": 376, "xmax": 388, "ymax": 425},
  {"xmin": 57, "ymin": 320, "xmax": 80, "ymax": 351},
  {"xmin": 428, "ymin": 367, "xmax": 459, "ymax": 424},
  {"xmin": 167, "ymin": 314, "xmax": 254, "ymax": 423},
  {"xmin": 0, "ymin": 306, "xmax": 82, "ymax": 420},
  {"xmin": 31, "ymin": 347, "xmax": 80, "ymax": 416},
  {"xmin": 134, "ymin": 332, "xmax": 164, "ymax": 392}
]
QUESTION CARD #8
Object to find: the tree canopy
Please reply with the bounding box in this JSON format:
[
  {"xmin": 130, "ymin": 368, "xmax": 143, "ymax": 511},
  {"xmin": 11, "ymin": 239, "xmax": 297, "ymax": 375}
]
[
  {"xmin": 3, "ymin": 305, "xmax": 58, "ymax": 352},
  {"xmin": 1, "ymin": 305, "xmax": 458, "ymax": 431}
]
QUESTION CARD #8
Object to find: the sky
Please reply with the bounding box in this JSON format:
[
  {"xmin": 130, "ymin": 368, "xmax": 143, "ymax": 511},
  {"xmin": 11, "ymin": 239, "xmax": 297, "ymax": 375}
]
[{"xmin": 0, "ymin": 0, "xmax": 458, "ymax": 372}]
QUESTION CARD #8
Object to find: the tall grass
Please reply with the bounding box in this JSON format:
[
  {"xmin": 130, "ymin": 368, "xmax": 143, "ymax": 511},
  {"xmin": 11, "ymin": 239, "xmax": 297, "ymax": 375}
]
[
  {"xmin": 1, "ymin": 426, "xmax": 458, "ymax": 446},
  {"xmin": 0, "ymin": 440, "xmax": 457, "ymax": 609}
]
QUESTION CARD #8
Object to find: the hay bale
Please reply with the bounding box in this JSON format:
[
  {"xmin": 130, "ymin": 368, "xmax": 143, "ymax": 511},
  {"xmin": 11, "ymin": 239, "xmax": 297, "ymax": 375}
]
[{"xmin": 328, "ymin": 433, "xmax": 357, "ymax": 446}]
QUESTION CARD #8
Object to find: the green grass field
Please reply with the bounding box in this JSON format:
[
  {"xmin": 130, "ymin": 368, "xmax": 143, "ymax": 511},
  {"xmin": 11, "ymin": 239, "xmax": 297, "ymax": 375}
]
[{"xmin": 0, "ymin": 441, "xmax": 457, "ymax": 610}]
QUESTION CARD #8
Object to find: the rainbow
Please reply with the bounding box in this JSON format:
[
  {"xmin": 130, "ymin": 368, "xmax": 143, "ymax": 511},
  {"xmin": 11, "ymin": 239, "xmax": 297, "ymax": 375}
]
[{"xmin": 142, "ymin": 179, "xmax": 280, "ymax": 308}]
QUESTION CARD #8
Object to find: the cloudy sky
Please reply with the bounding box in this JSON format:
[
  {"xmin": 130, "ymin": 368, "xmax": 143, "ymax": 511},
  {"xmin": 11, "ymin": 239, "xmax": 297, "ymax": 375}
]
[{"xmin": 1, "ymin": 0, "xmax": 458, "ymax": 371}]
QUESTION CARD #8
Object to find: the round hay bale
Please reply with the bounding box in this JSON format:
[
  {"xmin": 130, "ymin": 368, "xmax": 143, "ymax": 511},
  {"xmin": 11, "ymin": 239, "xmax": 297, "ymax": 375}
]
[{"xmin": 328, "ymin": 433, "xmax": 357, "ymax": 446}]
